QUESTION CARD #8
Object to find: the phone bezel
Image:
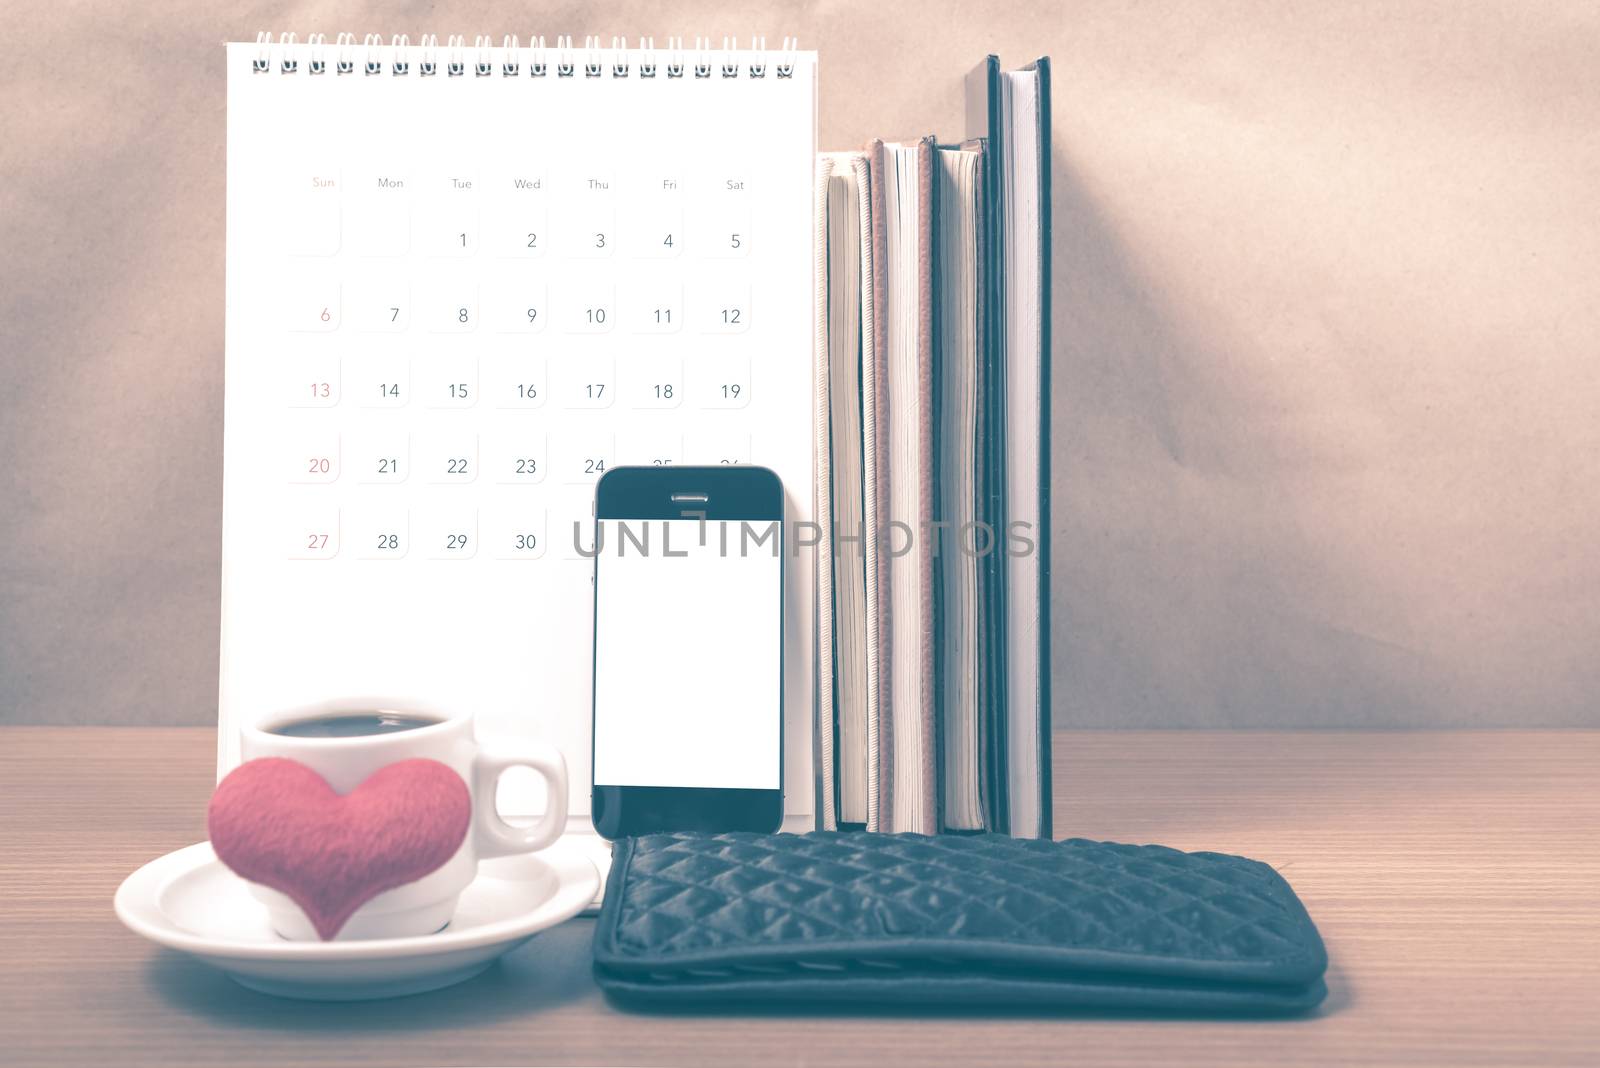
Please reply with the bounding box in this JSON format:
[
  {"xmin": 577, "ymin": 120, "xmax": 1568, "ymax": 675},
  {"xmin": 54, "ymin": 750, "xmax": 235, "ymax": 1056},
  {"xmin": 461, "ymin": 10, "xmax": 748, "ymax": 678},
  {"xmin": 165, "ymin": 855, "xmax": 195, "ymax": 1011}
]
[{"xmin": 589, "ymin": 464, "xmax": 785, "ymax": 840}]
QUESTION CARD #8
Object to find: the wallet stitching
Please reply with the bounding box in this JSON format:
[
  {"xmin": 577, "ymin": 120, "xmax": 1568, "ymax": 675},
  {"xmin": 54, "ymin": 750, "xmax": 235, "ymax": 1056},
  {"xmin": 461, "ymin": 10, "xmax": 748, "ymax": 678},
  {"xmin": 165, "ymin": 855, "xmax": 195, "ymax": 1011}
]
[
  {"xmin": 617, "ymin": 835, "xmax": 1309, "ymax": 957},
  {"xmin": 607, "ymin": 835, "xmax": 1309, "ymax": 954},
  {"xmin": 596, "ymin": 833, "xmax": 1324, "ymax": 979}
]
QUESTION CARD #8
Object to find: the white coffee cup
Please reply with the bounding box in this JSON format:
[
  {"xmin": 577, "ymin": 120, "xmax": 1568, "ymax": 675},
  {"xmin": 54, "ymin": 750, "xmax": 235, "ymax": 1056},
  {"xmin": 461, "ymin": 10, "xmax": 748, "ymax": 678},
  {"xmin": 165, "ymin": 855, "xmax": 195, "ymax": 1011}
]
[{"xmin": 238, "ymin": 698, "xmax": 568, "ymax": 941}]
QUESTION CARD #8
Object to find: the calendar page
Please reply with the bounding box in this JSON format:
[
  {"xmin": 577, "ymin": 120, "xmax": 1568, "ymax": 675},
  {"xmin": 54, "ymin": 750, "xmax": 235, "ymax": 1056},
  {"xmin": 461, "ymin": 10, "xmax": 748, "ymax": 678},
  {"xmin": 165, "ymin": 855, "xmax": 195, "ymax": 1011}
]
[{"xmin": 219, "ymin": 36, "xmax": 818, "ymax": 826}]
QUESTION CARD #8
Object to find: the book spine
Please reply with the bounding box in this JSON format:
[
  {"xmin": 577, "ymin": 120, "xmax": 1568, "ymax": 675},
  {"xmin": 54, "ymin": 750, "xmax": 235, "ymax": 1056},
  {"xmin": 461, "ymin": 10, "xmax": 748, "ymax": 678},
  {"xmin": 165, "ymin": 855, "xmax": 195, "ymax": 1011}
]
[
  {"xmin": 812, "ymin": 157, "xmax": 838, "ymax": 831},
  {"xmin": 863, "ymin": 140, "xmax": 890, "ymax": 833},
  {"xmin": 1029, "ymin": 57, "xmax": 1054, "ymax": 840}
]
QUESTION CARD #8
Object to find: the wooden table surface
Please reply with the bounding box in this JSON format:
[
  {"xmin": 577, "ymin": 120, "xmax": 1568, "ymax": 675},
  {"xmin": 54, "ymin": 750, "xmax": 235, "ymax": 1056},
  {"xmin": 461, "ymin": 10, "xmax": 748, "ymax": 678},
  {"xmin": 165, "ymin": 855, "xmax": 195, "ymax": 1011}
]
[{"xmin": 3, "ymin": 727, "xmax": 1597, "ymax": 1067}]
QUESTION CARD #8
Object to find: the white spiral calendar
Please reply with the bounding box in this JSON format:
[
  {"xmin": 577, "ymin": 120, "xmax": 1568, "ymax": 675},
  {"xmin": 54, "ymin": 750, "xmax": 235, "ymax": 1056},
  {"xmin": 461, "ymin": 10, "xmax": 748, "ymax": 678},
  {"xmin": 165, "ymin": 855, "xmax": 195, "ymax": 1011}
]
[{"xmin": 218, "ymin": 34, "xmax": 819, "ymax": 829}]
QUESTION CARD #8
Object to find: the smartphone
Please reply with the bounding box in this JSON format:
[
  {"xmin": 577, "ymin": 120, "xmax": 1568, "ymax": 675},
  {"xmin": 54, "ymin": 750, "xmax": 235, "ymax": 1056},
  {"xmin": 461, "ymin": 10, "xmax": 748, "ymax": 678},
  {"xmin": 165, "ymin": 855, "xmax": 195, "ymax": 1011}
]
[{"xmin": 590, "ymin": 464, "xmax": 785, "ymax": 839}]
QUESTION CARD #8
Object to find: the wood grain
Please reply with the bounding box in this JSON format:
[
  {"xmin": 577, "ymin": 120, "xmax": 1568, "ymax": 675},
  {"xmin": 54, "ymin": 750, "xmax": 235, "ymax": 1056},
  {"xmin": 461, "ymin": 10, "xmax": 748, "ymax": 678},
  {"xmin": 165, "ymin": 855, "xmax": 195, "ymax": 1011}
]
[{"xmin": 2, "ymin": 727, "xmax": 1596, "ymax": 1067}]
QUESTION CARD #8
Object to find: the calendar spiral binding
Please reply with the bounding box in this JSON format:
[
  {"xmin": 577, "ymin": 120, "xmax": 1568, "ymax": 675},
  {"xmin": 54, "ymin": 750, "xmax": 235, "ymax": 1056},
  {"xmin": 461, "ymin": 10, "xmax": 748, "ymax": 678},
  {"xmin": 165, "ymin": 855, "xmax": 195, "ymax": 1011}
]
[{"xmin": 250, "ymin": 32, "xmax": 800, "ymax": 80}]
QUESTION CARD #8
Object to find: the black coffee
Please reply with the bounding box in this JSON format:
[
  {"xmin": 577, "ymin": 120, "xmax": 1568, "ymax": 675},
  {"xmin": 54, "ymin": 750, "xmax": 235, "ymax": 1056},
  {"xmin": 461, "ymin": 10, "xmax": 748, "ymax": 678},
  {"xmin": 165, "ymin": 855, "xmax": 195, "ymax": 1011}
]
[{"xmin": 266, "ymin": 712, "xmax": 443, "ymax": 739}]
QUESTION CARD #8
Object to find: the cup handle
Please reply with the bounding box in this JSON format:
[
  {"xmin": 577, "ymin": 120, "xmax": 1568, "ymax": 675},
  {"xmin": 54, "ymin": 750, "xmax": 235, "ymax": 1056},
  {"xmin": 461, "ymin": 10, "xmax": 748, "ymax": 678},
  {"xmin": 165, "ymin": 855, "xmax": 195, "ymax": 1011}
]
[{"xmin": 471, "ymin": 740, "xmax": 569, "ymax": 858}]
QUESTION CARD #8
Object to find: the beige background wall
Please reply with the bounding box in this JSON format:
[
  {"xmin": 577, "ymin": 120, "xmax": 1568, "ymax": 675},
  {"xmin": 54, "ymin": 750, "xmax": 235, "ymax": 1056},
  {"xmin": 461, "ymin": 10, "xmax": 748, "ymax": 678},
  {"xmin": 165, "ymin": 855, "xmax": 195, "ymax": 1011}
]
[{"xmin": 3, "ymin": 1, "xmax": 1597, "ymax": 727}]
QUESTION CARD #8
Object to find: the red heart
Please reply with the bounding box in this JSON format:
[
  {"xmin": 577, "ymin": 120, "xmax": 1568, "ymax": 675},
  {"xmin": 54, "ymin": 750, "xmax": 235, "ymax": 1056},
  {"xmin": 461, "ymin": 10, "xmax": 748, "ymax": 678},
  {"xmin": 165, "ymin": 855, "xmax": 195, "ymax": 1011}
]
[{"xmin": 207, "ymin": 757, "xmax": 471, "ymax": 940}]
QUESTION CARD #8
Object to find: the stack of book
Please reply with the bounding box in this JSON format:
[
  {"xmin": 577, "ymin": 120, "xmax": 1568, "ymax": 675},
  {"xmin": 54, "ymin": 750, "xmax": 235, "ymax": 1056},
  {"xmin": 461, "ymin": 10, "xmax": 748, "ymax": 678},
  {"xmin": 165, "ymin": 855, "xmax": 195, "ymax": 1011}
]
[{"xmin": 814, "ymin": 55, "xmax": 1052, "ymax": 837}]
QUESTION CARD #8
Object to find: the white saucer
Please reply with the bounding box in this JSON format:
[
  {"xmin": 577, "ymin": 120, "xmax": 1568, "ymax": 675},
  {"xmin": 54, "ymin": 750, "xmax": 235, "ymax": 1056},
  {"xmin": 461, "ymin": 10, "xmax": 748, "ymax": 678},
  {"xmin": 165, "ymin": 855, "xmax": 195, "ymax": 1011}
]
[{"xmin": 114, "ymin": 840, "xmax": 600, "ymax": 1000}]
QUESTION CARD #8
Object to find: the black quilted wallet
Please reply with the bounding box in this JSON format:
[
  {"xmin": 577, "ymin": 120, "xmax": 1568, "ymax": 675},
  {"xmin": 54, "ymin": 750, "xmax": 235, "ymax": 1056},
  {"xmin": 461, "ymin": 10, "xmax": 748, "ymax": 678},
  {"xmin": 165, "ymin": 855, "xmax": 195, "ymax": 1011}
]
[{"xmin": 592, "ymin": 832, "xmax": 1328, "ymax": 1013}]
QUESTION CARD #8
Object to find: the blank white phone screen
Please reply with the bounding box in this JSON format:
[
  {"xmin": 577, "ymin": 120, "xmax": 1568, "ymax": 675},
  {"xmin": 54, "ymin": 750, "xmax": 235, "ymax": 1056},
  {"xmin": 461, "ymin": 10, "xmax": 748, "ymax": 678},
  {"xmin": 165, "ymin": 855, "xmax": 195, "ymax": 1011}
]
[{"xmin": 592, "ymin": 518, "xmax": 781, "ymax": 789}]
